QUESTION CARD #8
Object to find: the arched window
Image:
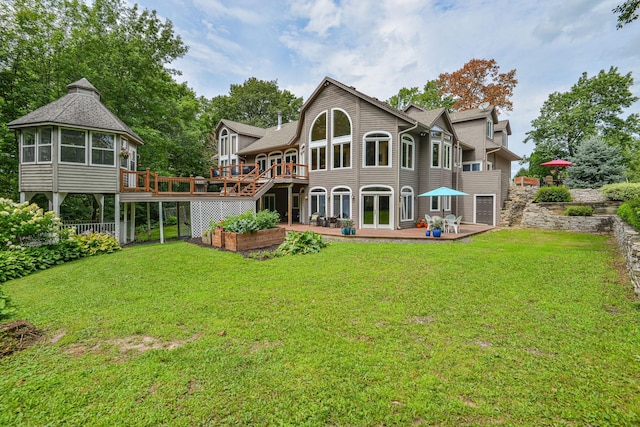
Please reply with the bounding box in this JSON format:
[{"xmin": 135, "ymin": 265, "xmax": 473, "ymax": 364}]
[
  {"xmin": 309, "ymin": 187, "xmax": 327, "ymax": 217},
  {"xmin": 269, "ymin": 151, "xmax": 282, "ymax": 177},
  {"xmin": 401, "ymin": 135, "xmax": 414, "ymax": 170},
  {"xmin": 332, "ymin": 109, "xmax": 351, "ymax": 169},
  {"xmin": 220, "ymin": 129, "xmax": 228, "ymax": 157},
  {"xmin": 363, "ymin": 132, "xmax": 391, "ymax": 167},
  {"xmin": 256, "ymin": 154, "xmax": 267, "ymax": 174},
  {"xmin": 310, "ymin": 112, "xmax": 327, "ymax": 171},
  {"xmin": 400, "ymin": 186, "xmax": 414, "ymax": 221},
  {"xmin": 284, "ymin": 149, "xmax": 298, "ymax": 175},
  {"xmin": 331, "ymin": 186, "xmax": 352, "ymax": 219}
]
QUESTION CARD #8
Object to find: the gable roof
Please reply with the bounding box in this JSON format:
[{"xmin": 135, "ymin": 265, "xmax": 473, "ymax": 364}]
[
  {"xmin": 237, "ymin": 121, "xmax": 298, "ymax": 155},
  {"xmin": 495, "ymin": 119, "xmax": 512, "ymax": 135},
  {"xmin": 215, "ymin": 119, "xmax": 267, "ymax": 139},
  {"xmin": 449, "ymin": 106, "xmax": 499, "ymax": 124},
  {"xmin": 7, "ymin": 78, "xmax": 143, "ymax": 144}
]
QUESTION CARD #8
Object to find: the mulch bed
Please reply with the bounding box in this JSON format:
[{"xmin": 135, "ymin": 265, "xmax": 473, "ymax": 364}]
[
  {"xmin": 0, "ymin": 320, "xmax": 42, "ymax": 358},
  {"xmin": 185, "ymin": 237, "xmax": 280, "ymax": 258}
]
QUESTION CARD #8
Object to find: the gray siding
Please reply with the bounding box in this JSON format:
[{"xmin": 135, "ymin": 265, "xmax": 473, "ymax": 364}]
[
  {"xmin": 458, "ymin": 170, "xmax": 502, "ymax": 225},
  {"xmin": 20, "ymin": 164, "xmax": 54, "ymax": 192},
  {"xmin": 58, "ymin": 164, "xmax": 118, "ymax": 193}
]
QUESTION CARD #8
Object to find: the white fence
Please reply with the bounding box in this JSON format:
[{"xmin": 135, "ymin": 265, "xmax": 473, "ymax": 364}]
[{"xmin": 62, "ymin": 222, "xmax": 116, "ymax": 235}]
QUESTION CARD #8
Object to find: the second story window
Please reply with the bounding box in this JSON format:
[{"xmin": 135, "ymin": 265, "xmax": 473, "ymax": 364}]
[
  {"xmin": 401, "ymin": 135, "xmax": 414, "ymax": 170},
  {"xmin": 21, "ymin": 128, "xmax": 36, "ymax": 163},
  {"xmin": 487, "ymin": 120, "xmax": 493, "ymax": 139},
  {"xmin": 60, "ymin": 128, "xmax": 86, "ymax": 164},
  {"xmin": 38, "ymin": 128, "xmax": 52, "ymax": 162},
  {"xmin": 431, "ymin": 131, "xmax": 441, "ymax": 168},
  {"xmin": 364, "ymin": 132, "xmax": 391, "ymax": 167},
  {"xmin": 443, "ymin": 135, "xmax": 452, "ymax": 170},
  {"xmin": 332, "ymin": 109, "xmax": 351, "ymax": 169},
  {"xmin": 220, "ymin": 129, "xmax": 228, "ymax": 157},
  {"xmin": 91, "ymin": 132, "xmax": 115, "ymax": 166},
  {"xmin": 310, "ymin": 112, "xmax": 327, "ymax": 171}
]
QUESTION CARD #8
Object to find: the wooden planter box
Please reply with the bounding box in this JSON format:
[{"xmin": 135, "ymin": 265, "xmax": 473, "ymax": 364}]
[
  {"xmin": 212, "ymin": 228, "xmax": 225, "ymax": 248},
  {"xmin": 223, "ymin": 227, "xmax": 285, "ymax": 252}
]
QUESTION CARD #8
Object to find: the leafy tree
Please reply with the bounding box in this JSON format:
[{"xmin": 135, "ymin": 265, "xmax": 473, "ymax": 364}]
[
  {"xmin": 565, "ymin": 137, "xmax": 626, "ymax": 188},
  {"xmin": 524, "ymin": 67, "xmax": 640, "ymax": 160},
  {"xmin": 521, "ymin": 142, "xmax": 565, "ymax": 181},
  {"xmin": 206, "ymin": 78, "xmax": 302, "ymax": 130},
  {"xmin": 438, "ymin": 58, "xmax": 517, "ymax": 113},
  {"xmin": 0, "ymin": 0, "xmax": 213, "ymax": 199},
  {"xmin": 387, "ymin": 80, "xmax": 454, "ymax": 111},
  {"xmin": 614, "ymin": 0, "xmax": 640, "ymax": 28}
]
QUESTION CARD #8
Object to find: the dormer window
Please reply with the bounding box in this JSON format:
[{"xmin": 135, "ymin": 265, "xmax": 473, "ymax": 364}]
[{"xmin": 487, "ymin": 120, "xmax": 493, "ymax": 139}]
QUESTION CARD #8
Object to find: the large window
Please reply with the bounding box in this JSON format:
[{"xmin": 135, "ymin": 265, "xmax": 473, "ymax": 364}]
[
  {"xmin": 431, "ymin": 131, "xmax": 441, "ymax": 168},
  {"xmin": 332, "ymin": 186, "xmax": 352, "ymax": 219},
  {"xmin": 401, "ymin": 135, "xmax": 414, "ymax": 170},
  {"xmin": 310, "ymin": 187, "xmax": 327, "ymax": 217},
  {"xmin": 256, "ymin": 154, "xmax": 267, "ymax": 173},
  {"xmin": 401, "ymin": 186, "xmax": 414, "ymax": 221},
  {"xmin": 462, "ymin": 162, "xmax": 481, "ymax": 172},
  {"xmin": 21, "ymin": 129, "xmax": 36, "ymax": 163},
  {"xmin": 310, "ymin": 112, "xmax": 327, "ymax": 171},
  {"xmin": 284, "ymin": 149, "xmax": 298, "ymax": 175},
  {"xmin": 332, "ymin": 109, "xmax": 351, "ymax": 169},
  {"xmin": 60, "ymin": 128, "xmax": 86, "ymax": 163},
  {"xmin": 220, "ymin": 129, "xmax": 228, "ymax": 156},
  {"xmin": 91, "ymin": 132, "xmax": 115, "ymax": 166},
  {"xmin": 364, "ymin": 132, "xmax": 391, "ymax": 167}
]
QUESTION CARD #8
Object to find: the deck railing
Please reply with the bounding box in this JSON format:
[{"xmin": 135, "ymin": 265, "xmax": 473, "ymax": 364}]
[
  {"xmin": 62, "ymin": 222, "xmax": 116, "ymax": 235},
  {"xmin": 120, "ymin": 163, "xmax": 308, "ymax": 197}
]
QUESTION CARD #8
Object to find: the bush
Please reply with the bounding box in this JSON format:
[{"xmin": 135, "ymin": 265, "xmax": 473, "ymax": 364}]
[
  {"xmin": 534, "ymin": 186, "xmax": 572, "ymax": 203},
  {"xmin": 564, "ymin": 206, "xmax": 593, "ymax": 216},
  {"xmin": 276, "ymin": 231, "xmax": 327, "ymax": 256},
  {"xmin": 218, "ymin": 210, "xmax": 280, "ymax": 234},
  {"xmin": 618, "ymin": 200, "xmax": 640, "ymax": 232},
  {"xmin": 0, "ymin": 198, "xmax": 61, "ymax": 250},
  {"xmin": 165, "ymin": 215, "xmax": 178, "ymax": 225},
  {"xmin": 601, "ymin": 183, "xmax": 640, "ymax": 201}
]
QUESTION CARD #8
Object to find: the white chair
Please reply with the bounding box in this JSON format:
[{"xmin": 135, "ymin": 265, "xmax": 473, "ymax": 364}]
[
  {"xmin": 424, "ymin": 214, "xmax": 433, "ymax": 229},
  {"xmin": 446, "ymin": 216, "xmax": 462, "ymax": 234},
  {"xmin": 443, "ymin": 214, "xmax": 456, "ymax": 232}
]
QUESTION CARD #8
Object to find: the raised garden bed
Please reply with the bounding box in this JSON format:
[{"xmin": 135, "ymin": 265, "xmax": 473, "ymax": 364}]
[{"xmin": 222, "ymin": 227, "xmax": 285, "ymax": 252}]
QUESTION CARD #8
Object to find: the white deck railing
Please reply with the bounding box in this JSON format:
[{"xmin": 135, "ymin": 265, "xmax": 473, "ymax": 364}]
[{"xmin": 62, "ymin": 222, "xmax": 116, "ymax": 235}]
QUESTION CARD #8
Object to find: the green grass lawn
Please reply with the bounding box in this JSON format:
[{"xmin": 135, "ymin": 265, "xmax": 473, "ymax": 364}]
[{"xmin": 1, "ymin": 229, "xmax": 639, "ymax": 425}]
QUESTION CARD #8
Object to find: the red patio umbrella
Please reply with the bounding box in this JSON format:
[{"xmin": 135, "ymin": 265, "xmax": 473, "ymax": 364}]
[{"xmin": 541, "ymin": 159, "xmax": 573, "ymax": 167}]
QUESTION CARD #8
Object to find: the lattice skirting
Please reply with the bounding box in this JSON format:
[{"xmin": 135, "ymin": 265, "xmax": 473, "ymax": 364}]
[{"xmin": 190, "ymin": 200, "xmax": 255, "ymax": 237}]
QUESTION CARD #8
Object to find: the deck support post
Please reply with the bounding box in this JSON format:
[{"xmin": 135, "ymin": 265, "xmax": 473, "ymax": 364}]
[
  {"xmin": 115, "ymin": 193, "xmax": 121, "ymax": 244},
  {"xmin": 129, "ymin": 202, "xmax": 136, "ymax": 242},
  {"xmin": 146, "ymin": 202, "xmax": 151, "ymax": 241},
  {"xmin": 123, "ymin": 202, "xmax": 128, "ymax": 244},
  {"xmin": 158, "ymin": 201, "xmax": 164, "ymax": 244},
  {"xmin": 287, "ymin": 184, "xmax": 293, "ymax": 226}
]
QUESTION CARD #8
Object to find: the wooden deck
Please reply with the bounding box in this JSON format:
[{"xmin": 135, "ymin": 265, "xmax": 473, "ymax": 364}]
[{"xmin": 283, "ymin": 223, "xmax": 494, "ymax": 242}]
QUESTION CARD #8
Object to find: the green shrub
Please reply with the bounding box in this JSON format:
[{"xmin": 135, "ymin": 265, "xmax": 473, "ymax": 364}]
[
  {"xmin": 0, "ymin": 198, "xmax": 61, "ymax": 250},
  {"xmin": 601, "ymin": 183, "xmax": 640, "ymax": 201},
  {"xmin": 534, "ymin": 186, "xmax": 572, "ymax": 202},
  {"xmin": 564, "ymin": 206, "xmax": 594, "ymax": 216},
  {"xmin": 617, "ymin": 200, "xmax": 640, "ymax": 231},
  {"xmin": 255, "ymin": 210, "xmax": 280, "ymax": 230},
  {"xmin": 218, "ymin": 210, "xmax": 280, "ymax": 234},
  {"xmin": 73, "ymin": 232, "xmax": 121, "ymax": 256},
  {"xmin": 276, "ymin": 231, "xmax": 327, "ymax": 256},
  {"xmin": 165, "ymin": 215, "xmax": 178, "ymax": 225}
]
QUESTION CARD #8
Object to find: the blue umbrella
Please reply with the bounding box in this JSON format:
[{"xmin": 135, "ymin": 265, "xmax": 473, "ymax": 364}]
[{"xmin": 418, "ymin": 186, "xmax": 468, "ymax": 219}]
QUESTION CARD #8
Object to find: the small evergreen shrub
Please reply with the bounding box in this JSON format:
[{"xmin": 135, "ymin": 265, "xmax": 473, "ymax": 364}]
[
  {"xmin": 534, "ymin": 186, "xmax": 572, "ymax": 203},
  {"xmin": 564, "ymin": 206, "xmax": 593, "ymax": 216},
  {"xmin": 601, "ymin": 183, "xmax": 640, "ymax": 201},
  {"xmin": 276, "ymin": 231, "xmax": 327, "ymax": 256},
  {"xmin": 617, "ymin": 200, "xmax": 640, "ymax": 232}
]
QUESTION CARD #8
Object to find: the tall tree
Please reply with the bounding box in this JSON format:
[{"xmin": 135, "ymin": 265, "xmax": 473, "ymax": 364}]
[
  {"xmin": 438, "ymin": 58, "xmax": 517, "ymax": 113},
  {"xmin": 387, "ymin": 80, "xmax": 454, "ymax": 111},
  {"xmin": 525, "ymin": 67, "xmax": 640, "ymax": 158},
  {"xmin": 565, "ymin": 137, "xmax": 626, "ymax": 188},
  {"xmin": 614, "ymin": 0, "xmax": 640, "ymax": 28},
  {"xmin": 0, "ymin": 0, "xmax": 212, "ymax": 199}
]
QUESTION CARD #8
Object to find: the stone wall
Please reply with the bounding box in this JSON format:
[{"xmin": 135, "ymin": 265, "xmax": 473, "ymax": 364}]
[
  {"xmin": 613, "ymin": 217, "xmax": 640, "ymax": 298},
  {"xmin": 500, "ymin": 186, "xmax": 536, "ymax": 227},
  {"xmin": 521, "ymin": 203, "xmax": 614, "ymax": 232}
]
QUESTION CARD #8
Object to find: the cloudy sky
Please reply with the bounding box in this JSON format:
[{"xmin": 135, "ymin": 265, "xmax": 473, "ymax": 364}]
[{"xmin": 133, "ymin": 0, "xmax": 640, "ymax": 172}]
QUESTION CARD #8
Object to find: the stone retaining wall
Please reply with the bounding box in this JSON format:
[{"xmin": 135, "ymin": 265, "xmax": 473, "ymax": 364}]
[
  {"xmin": 613, "ymin": 217, "xmax": 640, "ymax": 298},
  {"xmin": 521, "ymin": 203, "xmax": 614, "ymax": 232}
]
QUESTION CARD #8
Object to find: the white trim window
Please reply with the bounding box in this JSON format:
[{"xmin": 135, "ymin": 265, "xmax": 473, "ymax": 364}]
[
  {"xmin": 219, "ymin": 129, "xmax": 228, "ymax": 157},
  {"xmin": 310, "ymin": 187, "xmax": 327, "ymax": 217},
  {"xmin": 430, "ymin": 196, "xmax": 440, "ymax": 212},
  {"xmin": 332, "ymin": 186, "xmax": 352, "ymax": 219},
  {"xmin": 230, "ymin": 134, "xmax": 237, "ymax": 156},
  {"xmin": 363, "ymin": 132, "xmax": 391, "ymax": 167},
  {"xmin": 462, "ymin": 161, "xmax": 482, "ymax": 172},
  {"xmin": 60, "ymin": 128, "xmax": 87, "ymax": 164},
  {"xmin": 443, "ymin": 135, "xmax": 452, "ymax": 170},
  {"xmin": 38, "ymin": 127, "xmax": 52, "ymax": 163},
  {"xmin": 401, "ymin": 134, "xmax": 414, "ymax": 170},
  {"xmin": 284, "ymin": 149, "xmax": 298, "ymax": 175},
  {"xmin": 310, "ymin": 112, "xmax": 327, "ymax": 171},
  {"xmin": 269, "ymin": 151, "xmax": 283, "ymax": 176},
  {"xmin": 91, "ymin": 132, "xmax": 115, "ymax": 166},
  {"xmin": 443, "ymin": 196, "xmax": 451, "ymax": 211},
  {"xmin": 431, "ymin": 131, "xmax": 441, "ymax": 168},
  {"xmin": 21, "ymin": 128, "xmax": 36, "ymax": 164},
  {"xmin": 331, "ymin": 109, "xmax": 351, "ymax": 169},
  {"xmin": 487, "ymin": 119, "xmax": 494, "ymax": 139},
  {"xmin": 256, "ymin": 154, "xmax": 267, "ymax": 173},
  {"xmin": 400, "ymin": 186, "xmax": 414, "ymax": 221}
]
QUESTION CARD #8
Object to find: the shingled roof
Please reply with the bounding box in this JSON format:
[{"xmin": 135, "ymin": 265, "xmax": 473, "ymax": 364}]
[
  {"xmin": 238, "ymin": 121, "xmax": 298, "ymax": 155},
  {"xmin": 7, "ymin": 78, "xmax": 143, "ymax": 144},
  {"xmin": 216, "ymin": 119, "xmax": 267, "ymax": 139}
]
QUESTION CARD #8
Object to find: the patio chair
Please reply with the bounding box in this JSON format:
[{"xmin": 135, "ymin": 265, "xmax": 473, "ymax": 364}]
[
  {"xmin": 309, "ymin": 212, "xmax": 320, "ymax": 226},
  {"xmin": 444, "ymin": 214, "xmax": 456, "ymax": 232},
  {"xmin": 446, "ymin": 216, "xmax": 462, "ymax": 234},
  {"xmin": 424, "ymin": 214, "xmax": 433, "ymax": 229}
]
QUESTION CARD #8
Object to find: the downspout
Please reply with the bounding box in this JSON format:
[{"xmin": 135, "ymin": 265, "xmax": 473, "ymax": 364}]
[{"xmin": 397, "ymin": 122, "xmax": 419, "ymax": 229}]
